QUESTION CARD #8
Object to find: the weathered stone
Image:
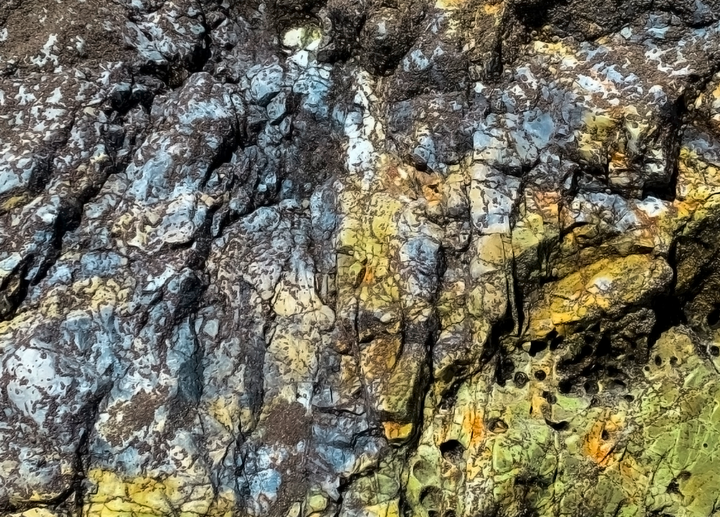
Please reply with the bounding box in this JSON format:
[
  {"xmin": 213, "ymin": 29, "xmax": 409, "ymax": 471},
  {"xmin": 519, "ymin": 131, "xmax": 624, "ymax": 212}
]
[{"xmin": 2, "ymin": 0, "xmax": 720, "ymax": 516}]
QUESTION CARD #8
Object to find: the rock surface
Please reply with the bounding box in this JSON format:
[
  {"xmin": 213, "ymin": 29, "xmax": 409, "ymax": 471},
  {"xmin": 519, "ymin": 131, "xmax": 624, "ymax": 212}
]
[{"xmin": 2, "ymin": 0, "xmax": 720, "ymax": 516}]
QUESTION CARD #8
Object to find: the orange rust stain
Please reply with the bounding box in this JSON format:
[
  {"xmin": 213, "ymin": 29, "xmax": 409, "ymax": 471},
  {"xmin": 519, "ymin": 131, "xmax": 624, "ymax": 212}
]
[
  {"xmin": 534, "ymin": 191, "xmax": 561, "ymax": 219},
  {"xmin": 583, "ymin": 417, "xmax": 621, "ymax": 467},
  {"xmin": 530, "ymin": 392, "xmax": 548, "ymax": 418},
  {"xmin": 422, "ymin": 184, "xmax": 443, "ymax": 206},
  {"xmin": 362, "ymin": 267, "xmax": 375, "ymax": 284},
  {"xmin": 467, "ymin": 409, "xmax": 485, "ymax": 447},
  {"xmin": 483, "ymin": 2, "xmax": 503, "ymax": 15},
  {"xmin": 611, "ymin": 151, "xmax": 627, "ymax": 163}
]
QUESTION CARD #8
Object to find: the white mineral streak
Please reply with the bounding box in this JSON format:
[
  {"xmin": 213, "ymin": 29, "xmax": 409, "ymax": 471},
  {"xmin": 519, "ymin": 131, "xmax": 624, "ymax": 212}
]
[{"xmin": 345, "ymin": 70, "xmax": 383, "ymax": 191}]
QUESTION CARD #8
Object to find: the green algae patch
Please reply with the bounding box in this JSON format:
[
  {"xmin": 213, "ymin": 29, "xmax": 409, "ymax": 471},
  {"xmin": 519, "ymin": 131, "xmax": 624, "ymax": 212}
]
[{"xmin": 400, "ymin": 326, "xmax": 720, "ymax": 517}]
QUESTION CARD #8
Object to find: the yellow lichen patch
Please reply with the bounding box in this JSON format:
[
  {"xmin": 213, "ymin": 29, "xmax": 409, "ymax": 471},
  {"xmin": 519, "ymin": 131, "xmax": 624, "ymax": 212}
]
[
  {"xmin": 37, "ymin": 276, "xmax": 132, "ymax": 320},
  {"xmin": 267, "ymin": 330, "xmax": 315, "ymax": 400},
  {"xmin": 360, "ymin": 336, "xmax": 403, "ymax": 378},
  {"xmin": 532, "ymin": 40, "xmax": 579, "ymax": 68},
  {"xmin": 575, "ymin": 110, "xmax": 622, "ymax": 164},
  {"xmin": 434, "ymin": 0, "xmax": 469, "ymax": 10},
  {"xmin": 336, "ymin": 187, "xmax": 405, "ymax": 318},
  {"xmin": 272, "ymin": 272, "xmax": 328, "ymax": 318},
  {"xmin": 470, "ymin": 233, "xmax": 511, "ymax": 278},
  {"xmin": 584, "ymin": 111, "xmax": 618, "ymax": 134},
  {"xmin": 86, "ymin": 469, "xmax": 224, "ymax": 517},
  {"xmin": 528, "ymin": 254, "xmax": 672, "ymax": 339},
  {"xmin": 617, "ymin": 454, "xmax": 648, "ymax": 495},
  {"xmin": 306, "ymin": 493, "xmax": 328, "ymax": 513},
  {"xmin": 363, "ymin": 499, "xmax": 401, "ymax": 517},
  {"xmin": 337, "ymin": 155, "xmax": 446, "ymax": 322},
  {"xmin": 88, "ymin": 278, "xmax": 131, "ymax": 312},
  {"xmin": 206, "ymin": 397, "xmax": 237, "ymax": 430},
  {"xmin": 383, "ymin": 421, "xmax": 414, "ymax": 443},
  {"xmin": 282, "ymin": 26, "xmax": 322, "ymax": 50},
  {"xmin": 511, "ymin": 221, "xmax": 541, "ymax": 256},
  {"xmin": 675, "ymin": 147, "xmax": 720, "ymax": 213},
  {"xmin": 368, "ymin": 194, "xmax": 402, "ymax": 242},
  {"xmin": 712, "ymin": 82, "xmax": 720, "ymax": 100},
  {"xmin": 436, "ymin": 281, "xmax": 468, "ymax": 329},
  {"xmin": 1, "ymin": 193, "xmax": 31, "ymax": 212},
  {"xmin": 13, "ymin": 510, "xmax": 60, "ymax": 517},
  {"xmin": 430, "ymin": 379, "xmax": 486, "ymax": 451}
]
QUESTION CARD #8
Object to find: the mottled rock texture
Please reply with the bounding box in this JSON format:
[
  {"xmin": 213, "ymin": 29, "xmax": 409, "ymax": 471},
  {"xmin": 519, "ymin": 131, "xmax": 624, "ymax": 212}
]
[{"xmin": 2, "ymin": 0, "xmax": 720, "ymax": 516}]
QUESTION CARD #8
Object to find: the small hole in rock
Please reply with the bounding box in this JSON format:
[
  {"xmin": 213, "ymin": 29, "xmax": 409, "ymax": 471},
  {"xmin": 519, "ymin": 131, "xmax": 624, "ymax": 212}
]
[
  {"xmin": 545, "ymin": 418, "xmax": 570, "ymax": 431},
  {"xmin": 584, "ymin": 380, "xmax": 599, "ymax": 395},
  {"xmin": 514, "ymin": 371, "xmax": 529, "ymax": 388},
  {"xmin": 710, "ymin": 345, "xmax": 720, "ymax": 357},
  {"xmin": 489, "ymin": 418, "xmax": 508, "ymax": 433},
  {"xmin": 558, "ymin": 378, "xmax": 574, "ymax": 393},
  {"xmin": 411, "ymin": 460, "xmax": 434, "ymax": 484},
  {"xmin": 655, "ymin": 355, "xmax": 662, "ymax": 366},
  {"xmin": 440, "ymin": 440, "xmax": 465, "ymax": 463},
  {"xmin": 704, "ymin": 443, "xmax": 708, "ymax": 448},
  {"xmin": 611, "ymin": 379, "xmax": 626, "ymax": 390},
  {"xmin": 596, "ymin": 335, "xmax": 612, "ymax": 357},
  {"xmin": 528, "ymin": 340, "xmax": 548, "ymax": 357},
  {"xmin": 495, "ymin": 357, "xmax": 515, "ymax": 387},
  {"xmin": 708, "ymin": 306, "xmax": 720, "ymax": 329},
  {"xmin": 624, "ymin": 394, "xmax": 634, "ymax": 402},
  {"xmin": 439, "ymin": 389, "xmax": 458, "ymax": 412},
  {"xmin": 549, "ymin": 332, "xmax": 564, "ymax": 351},
  {"xmin": 670, "ymin": 356, "xmax": 678, "ymax": 366},
  {"xmin": 534, "ymin": 370, "xmax": 546, "ymax": 381},
  {"xmin": 420, "ymin": 487, "xmax": 442, "ymax": 510},
  {"xmin": 542, "ymin": 391, "xmax": 557, "ymax": 404},
  {"xmin": 578, "ymin": 344, "xmax": 593, "ymax": 360}
]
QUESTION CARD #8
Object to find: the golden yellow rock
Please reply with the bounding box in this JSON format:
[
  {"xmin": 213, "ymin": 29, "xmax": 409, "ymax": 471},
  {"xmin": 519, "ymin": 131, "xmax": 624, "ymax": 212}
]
[{"xmin": 383, "ymin": 421, "xmax": 414, "ymax": 443}]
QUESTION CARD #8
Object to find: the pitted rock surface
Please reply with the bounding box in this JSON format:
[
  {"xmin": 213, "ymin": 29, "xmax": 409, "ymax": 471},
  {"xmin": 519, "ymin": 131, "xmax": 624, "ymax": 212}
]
[{"xmin": 3, "ymin": 0, "xmax": 720, "ymax": 516}]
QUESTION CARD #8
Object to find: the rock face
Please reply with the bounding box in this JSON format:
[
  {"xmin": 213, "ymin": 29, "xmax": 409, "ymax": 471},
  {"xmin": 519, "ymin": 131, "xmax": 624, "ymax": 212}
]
[{"xmin": 3, "ymin": 0, "xmax": 720, "ymax": 516}]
